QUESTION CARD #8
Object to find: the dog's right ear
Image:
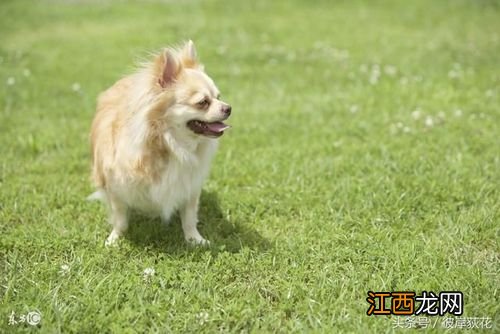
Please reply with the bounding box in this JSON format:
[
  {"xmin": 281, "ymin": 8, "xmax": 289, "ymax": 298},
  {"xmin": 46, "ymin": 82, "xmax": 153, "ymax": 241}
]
[{"xmin": 157, "ymin": 49, "xmax": 182, "ymax": 88}]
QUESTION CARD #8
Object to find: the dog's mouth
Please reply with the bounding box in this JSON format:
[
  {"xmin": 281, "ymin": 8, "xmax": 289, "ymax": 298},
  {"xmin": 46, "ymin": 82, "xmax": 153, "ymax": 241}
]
[{"xmin": 187, "ymin": 120, "xmax": 230, "ymax": 138}]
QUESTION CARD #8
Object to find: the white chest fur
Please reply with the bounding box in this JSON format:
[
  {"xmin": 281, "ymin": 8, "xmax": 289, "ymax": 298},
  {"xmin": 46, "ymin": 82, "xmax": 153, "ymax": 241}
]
[{"xmin": 115, "ymin": 138, "xmax": 218, "ymax": 219}]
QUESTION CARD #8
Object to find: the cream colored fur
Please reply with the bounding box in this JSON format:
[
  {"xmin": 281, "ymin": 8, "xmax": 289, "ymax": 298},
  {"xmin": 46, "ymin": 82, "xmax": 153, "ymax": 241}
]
[{"xmin": 89, "ymin": 41, "xmax": 230, "ymax": 246}]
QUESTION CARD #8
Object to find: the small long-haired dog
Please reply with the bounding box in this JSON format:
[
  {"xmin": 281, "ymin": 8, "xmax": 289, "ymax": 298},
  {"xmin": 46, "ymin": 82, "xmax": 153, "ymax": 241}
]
[{"xmin": 89, "ymin": 41, "xmax": 231, "ymax": 246}]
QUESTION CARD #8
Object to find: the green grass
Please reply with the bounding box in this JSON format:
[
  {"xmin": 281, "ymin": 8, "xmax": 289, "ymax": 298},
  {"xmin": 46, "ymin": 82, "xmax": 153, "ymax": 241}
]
[{"xmin": 1, "ymin": 0, "xmax": 499, "ymax": 332}]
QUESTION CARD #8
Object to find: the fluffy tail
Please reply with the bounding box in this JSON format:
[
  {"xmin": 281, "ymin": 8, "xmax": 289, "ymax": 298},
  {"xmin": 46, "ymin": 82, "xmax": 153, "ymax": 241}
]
[{"xmin": 87, "ymin": 189, "xmax": 107, "ymax": 203}]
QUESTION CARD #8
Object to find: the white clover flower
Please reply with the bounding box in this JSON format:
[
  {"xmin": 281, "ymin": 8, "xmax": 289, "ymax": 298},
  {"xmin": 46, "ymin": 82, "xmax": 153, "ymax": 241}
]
[
  {"xmin": 411, "ymin": 109, "xmax": 421, "ymax": 120},
  {"xmin": 60, "ymin": 264, "xmax": 70, "ymax": 275},
  {"xmin": 384, "ymin": 65, "xmax": 397, "ymax": 76},
  {"xmin": 71, "ymin": 82, "xmax": 81, "ymax": 92},
  {"xmin": 448, "ymin": 70, "xmax": 460, "ymax": 79},
  {"xmin": 143, "ymin": 267, "xmax": 155, "ymax": 282},
  {"xmin": 6, "ymin": 77, "xmax": 15, "ymax": 85},
  {"xmin": 23, "ymin": 69, "xmax": 31, "ymax": 77},
  {"xmin": 349, "ymin": 105, "xmax": 359, "ymax": 114},
  {"xmin": 196, "ymin": 311, "xmax": 209, "ymax": 325},
  {"xmin": 403, "ymin": 126, "xmax": 411, "ymax": 133},
  {"xmin": 369, "ymin": 72, "xmax": 379, "ymax": 85},
  {"xmin": 425, "ymin": 116, "xmax": 434, "ymax": 128},
  {"xmin": 437, "ymin": 111, "xmax": 446, "ymax": 119},
  {"xmin": 454, "ymin": 109, "xmax": 463, "ymax": 117},
  {"xmin": 143, "ymin": 267, "xmax": 155, "ymax": 275},
  {"xmin": 335, "ymin": 49, "xmax": 349, "ymax": 60}
]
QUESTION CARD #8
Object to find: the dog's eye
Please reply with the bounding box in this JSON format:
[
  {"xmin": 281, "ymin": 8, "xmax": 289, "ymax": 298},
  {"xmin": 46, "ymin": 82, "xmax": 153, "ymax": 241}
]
[{"xmin": 197, "ymin": 99, "xmax": 209, "ymax": 107}]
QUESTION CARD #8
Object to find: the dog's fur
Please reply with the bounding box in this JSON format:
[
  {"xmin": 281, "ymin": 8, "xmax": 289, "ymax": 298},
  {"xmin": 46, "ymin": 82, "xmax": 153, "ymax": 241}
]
[{"xmin": 89, "ymin": 41, "xmax": 231, "ymax": 246}]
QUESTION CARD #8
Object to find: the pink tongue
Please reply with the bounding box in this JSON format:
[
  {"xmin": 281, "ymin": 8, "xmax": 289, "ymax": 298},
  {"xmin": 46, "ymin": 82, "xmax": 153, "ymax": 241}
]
[{"xmin": 206, "ymin": 122, "xmax": 230, "ymax": 133}]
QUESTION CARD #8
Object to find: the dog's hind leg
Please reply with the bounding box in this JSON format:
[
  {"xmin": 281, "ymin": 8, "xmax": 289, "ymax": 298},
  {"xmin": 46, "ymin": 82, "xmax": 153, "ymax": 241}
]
[{"xmin": 105, "ymin": 193, "xmax": 128, "ymax": 246}]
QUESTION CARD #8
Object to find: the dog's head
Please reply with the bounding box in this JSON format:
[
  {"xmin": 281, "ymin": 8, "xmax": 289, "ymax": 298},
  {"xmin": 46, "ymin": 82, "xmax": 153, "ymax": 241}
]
[{"xmin": 152, "ymin": 41, "xmax": 231, "ymax": 138}]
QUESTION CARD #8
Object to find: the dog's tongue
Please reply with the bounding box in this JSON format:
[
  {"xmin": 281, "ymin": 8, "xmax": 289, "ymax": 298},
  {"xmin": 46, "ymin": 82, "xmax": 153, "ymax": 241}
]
[{"xmin": 206, "ymin": 121, "xmax": 230, "ymax": 133}]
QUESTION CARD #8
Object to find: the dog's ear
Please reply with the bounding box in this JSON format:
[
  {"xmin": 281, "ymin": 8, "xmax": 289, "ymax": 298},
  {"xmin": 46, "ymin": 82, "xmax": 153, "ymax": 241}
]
[
  {"xmin": 158, "ymin": 49, "xmax": 182, "ymax": 88},
  {"xmin": 180, "ymin": 40, "xmax": 198, "ymax": 68}
]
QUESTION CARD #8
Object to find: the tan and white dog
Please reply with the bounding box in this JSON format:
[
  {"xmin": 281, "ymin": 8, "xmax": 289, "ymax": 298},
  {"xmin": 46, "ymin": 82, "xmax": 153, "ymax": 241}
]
[{"xmin": 89, "ymin": 41, "xmax": 231, "ymax": 246}]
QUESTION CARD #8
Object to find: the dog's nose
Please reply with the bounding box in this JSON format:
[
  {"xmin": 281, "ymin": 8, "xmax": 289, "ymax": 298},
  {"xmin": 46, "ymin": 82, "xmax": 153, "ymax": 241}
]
[{"xmin": 222, "ymin": 105, "xmax": 232, "ymax": 116}]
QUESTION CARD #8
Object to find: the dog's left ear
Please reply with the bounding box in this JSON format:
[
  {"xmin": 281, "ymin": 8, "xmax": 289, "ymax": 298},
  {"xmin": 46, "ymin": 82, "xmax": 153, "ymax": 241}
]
[{"xmin": 180, "ymin": 40, "xmax": 198, "ymax": 68}]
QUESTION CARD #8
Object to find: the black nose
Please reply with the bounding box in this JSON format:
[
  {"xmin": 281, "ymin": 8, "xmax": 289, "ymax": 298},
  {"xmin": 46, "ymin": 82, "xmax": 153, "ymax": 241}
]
[{"xmin": 222, "ymin": 105, "xmax": 232, "ymax": 116}]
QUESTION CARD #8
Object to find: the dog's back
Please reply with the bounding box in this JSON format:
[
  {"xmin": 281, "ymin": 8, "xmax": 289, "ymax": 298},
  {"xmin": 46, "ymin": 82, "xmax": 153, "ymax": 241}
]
[{"xmin": 90, "ymin": 76, "xmax": 133, "ymax": 188}]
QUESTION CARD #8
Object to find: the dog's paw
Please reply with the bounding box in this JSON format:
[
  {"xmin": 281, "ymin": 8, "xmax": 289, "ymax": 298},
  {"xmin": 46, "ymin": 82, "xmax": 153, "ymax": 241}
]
[
  {"xmin": 186, "ymin": 236, "xmax": 210, "ymax": 247},
  {"xmin": 105, "ymin": 230, "xmax": 121, "ymax": 247}
]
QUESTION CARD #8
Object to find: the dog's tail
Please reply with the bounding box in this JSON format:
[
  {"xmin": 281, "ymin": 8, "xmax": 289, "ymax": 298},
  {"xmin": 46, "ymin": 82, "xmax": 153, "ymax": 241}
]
[{"xmin": 87, "ymin": 189, "xmax": 107, "ymax": 203}]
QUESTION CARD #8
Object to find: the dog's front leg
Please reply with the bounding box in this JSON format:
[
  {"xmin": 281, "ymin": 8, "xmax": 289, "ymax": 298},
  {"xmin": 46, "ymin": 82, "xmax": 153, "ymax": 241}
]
[
  {"xmin": 105, "ymin": 194, "xmax": 128, "ymax": 246},
  {"xmin": 180, "ymin": 192, "xmax": 209, "ymax": 245}
]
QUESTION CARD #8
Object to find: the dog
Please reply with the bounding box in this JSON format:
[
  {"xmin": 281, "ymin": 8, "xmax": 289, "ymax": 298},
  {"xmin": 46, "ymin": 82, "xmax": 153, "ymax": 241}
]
[{"xmin": 88, "ymin": 41, "xmax": 231, "ymax": 246}]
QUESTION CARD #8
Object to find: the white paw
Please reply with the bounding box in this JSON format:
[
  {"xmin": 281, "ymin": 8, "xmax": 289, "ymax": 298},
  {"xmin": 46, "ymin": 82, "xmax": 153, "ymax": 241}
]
[
  {"xmin": 105, "ymin": 230, "xmax": 121, "ymax": 247},
  {"xmin": 185, "ymin": 235, "xmax": 210, "ymax": 246}
]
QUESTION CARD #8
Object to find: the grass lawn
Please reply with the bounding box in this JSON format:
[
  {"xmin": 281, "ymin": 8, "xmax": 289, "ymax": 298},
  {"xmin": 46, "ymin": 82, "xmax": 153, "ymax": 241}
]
[{"xmin": 1, "ymin": 0, "xmax": 499, "ymax": 332}]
